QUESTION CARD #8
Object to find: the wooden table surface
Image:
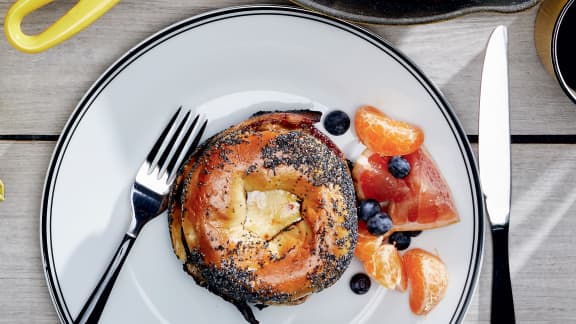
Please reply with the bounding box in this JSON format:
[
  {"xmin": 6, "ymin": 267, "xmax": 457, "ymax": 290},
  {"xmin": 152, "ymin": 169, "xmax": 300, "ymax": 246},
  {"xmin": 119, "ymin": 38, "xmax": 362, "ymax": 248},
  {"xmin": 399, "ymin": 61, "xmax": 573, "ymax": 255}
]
[{"xmin": 1, "ymin": 1, "xmax": 575, "ymax": 323}]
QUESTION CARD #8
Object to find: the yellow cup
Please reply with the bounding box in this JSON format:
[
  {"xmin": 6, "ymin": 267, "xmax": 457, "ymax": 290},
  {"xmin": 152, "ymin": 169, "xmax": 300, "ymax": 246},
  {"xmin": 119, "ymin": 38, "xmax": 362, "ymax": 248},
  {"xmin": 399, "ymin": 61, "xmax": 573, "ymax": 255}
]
[
  {"xmin": 4, "ymin": 0, "xmax": 120, "ymax": 54},
  {"xmin": 535, "ymin": 0, "xmax": 576, "ymax": 103}
]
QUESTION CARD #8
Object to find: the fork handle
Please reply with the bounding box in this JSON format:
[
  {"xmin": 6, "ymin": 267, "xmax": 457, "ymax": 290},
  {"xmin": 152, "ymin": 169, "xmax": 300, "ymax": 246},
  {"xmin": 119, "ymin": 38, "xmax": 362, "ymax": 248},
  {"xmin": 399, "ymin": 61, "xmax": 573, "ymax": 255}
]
[
  {"xmin": 491, "ymin": 225, "xmax": 516, "ymax": 324},
  {"xmin": 74, "ymin": 234, "xmax": 135, "ymax": 324}
]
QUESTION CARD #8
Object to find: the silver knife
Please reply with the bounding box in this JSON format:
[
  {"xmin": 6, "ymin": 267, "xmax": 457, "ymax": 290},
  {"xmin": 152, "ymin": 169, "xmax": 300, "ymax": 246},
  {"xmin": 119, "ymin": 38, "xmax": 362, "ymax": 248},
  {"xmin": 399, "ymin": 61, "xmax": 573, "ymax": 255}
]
[{"xmin": 478, "ymin": 25, "xmax": 516, "ymax": 324}]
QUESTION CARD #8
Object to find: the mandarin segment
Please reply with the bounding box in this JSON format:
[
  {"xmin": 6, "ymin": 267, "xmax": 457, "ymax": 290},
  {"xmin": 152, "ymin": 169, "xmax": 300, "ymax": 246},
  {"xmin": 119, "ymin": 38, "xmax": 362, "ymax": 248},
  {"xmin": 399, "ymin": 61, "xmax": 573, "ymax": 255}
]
[
  {"xmin": 355, "ymin": 221, "xmax": 383, "ymax": 262},
  {"xmin": 354, "ymin": 105, "xmax": 424, "ymax": 156},
  {"xmin": 398, "ymin": 262, "xmax": 408, "ymax": 292},
  {"xmin": 363, "ymin": 243, "xmax": 404, "ymax": 290},
  {"xmin": 355, "ymin": 223, "xmax": 406, "ymax": 291},
  {"xmin": 403, "ymin": 248, "xmax": 449, "ymax": 315}
]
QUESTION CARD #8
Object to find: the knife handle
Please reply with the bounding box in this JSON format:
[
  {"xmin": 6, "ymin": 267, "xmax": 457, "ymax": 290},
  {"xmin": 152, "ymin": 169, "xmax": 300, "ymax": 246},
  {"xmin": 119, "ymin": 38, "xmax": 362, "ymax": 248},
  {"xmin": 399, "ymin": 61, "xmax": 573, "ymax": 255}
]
[{"xmin": 491, "ymin": 224, "xmax": 516, "ymax": 324}]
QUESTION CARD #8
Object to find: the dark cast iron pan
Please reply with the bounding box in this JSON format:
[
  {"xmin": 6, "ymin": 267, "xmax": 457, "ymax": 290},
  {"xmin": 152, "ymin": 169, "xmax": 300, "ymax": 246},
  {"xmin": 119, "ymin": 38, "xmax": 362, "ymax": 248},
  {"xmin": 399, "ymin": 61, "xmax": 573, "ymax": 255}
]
[{"xmin": 291, "ymin": 0, "xmax": 540, "ymax": 24}]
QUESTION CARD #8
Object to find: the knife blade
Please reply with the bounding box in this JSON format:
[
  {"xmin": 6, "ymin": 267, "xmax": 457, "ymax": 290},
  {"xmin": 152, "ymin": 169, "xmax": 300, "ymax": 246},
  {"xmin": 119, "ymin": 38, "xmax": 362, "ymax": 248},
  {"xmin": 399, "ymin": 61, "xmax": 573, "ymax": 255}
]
[{"xmin": 478, "ymin": 25, "xmax": 516, "ymax": 324}]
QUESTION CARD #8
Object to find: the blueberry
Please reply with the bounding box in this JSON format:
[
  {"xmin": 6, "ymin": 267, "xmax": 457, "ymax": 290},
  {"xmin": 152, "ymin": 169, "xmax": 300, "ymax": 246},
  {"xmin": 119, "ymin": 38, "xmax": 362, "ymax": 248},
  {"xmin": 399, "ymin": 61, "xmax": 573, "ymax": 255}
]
[
  {"xmin": 366, "ymin": 212, "xmax": 393, "ymax": 235},
  {"xmin": 388, "ymin": 156, "xmax": 411, "ymax": 179},
  {"xmin": 324, "ymin": 110, "xmax": 350, "ymax": 136},
  {"xmin": 358, "ymin": 199, "xmax": 381, "ymax": 222},
  {"xmin": 350, "ymin": 273, "xmax": 371, "ymax": 295},
  {"xmin": 405, "ymin": 230, "xmax": 422, "ymax": 237},
  {"xmin": 389, "ymin": 232, "xmax": 411, "ymax": 251}
]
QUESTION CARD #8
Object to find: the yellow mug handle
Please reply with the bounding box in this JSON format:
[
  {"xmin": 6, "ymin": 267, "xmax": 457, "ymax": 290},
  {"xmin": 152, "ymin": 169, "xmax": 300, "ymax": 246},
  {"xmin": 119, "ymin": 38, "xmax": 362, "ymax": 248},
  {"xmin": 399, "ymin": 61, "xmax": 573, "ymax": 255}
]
[{"xmin": 4, "ymin": 0, "xmax": 120, "ymax": 53}]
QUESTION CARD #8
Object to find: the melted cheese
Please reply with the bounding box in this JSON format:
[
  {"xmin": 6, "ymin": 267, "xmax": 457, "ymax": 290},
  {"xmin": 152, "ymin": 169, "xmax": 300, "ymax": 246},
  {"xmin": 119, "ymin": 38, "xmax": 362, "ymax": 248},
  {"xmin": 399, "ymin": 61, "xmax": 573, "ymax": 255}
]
[{"xmin": 244, "ymin": 190, "xmax": 301, "ymax": 241}]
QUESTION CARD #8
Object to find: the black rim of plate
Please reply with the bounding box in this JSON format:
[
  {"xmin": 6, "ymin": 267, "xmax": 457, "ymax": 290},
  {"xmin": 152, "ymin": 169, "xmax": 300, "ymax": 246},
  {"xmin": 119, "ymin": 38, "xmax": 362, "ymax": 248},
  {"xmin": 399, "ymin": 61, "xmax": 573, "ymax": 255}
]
[
  {"xmin": 41, "ymin": 5, "xmax": 484, "ymax": 323},
  {"xmin": 291, "ymin": 0, "xmax": 541, "ymax": 25}
]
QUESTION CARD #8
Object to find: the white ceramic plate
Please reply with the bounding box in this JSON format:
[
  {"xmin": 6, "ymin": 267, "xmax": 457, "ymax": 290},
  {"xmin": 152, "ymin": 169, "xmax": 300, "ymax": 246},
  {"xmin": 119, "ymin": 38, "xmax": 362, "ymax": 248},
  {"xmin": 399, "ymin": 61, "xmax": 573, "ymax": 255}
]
[{"xmin": 41, "ymin": 5, "xmax": 483, "ymax": 324}]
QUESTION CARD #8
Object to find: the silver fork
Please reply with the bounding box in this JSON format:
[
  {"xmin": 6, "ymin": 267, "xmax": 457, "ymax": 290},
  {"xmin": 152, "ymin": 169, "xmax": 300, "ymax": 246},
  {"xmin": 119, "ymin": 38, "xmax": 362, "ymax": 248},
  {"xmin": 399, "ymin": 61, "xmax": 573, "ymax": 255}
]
[{"xmin": 74, "ymin": 107, "xmax": 207, "ymax": 324}]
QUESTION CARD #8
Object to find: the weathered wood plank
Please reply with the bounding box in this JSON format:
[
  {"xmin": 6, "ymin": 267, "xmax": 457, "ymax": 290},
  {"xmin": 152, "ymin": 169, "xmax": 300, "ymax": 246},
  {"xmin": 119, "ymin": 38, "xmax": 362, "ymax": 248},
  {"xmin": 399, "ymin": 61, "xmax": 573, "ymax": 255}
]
[
  {"xmin": 0, "ymin": 142, "xmax": 56, "ymax": 323},
  {"xmin": 465, "ymin": 144, "xmax": 576, "ymax": 324},
  {"xmin": 1, "ymin": 1, "xmax": 575, "ymax": 135}
]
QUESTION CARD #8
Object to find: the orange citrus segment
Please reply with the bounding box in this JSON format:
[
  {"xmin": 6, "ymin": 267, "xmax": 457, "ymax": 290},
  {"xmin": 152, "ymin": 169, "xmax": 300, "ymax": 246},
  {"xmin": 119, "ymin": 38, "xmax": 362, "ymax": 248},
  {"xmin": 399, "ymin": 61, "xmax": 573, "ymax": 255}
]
[
  {"xmin": 398, "ymin": 260, "xmax": 408, "ymax": 292},
  {"xmin": 362, "ymin": 243, "xmax": 404, "ymax": 290},
  {"xmin": 354, "ymin": 106, "xmax": 424, "ymax": 156},
  {"xmin": 355, "ymin": 222, "xmax": 407, "ymax": 291},
  {"xmin": 355, "ymin": 221, "xmax": 383, "ymax": 262},
  {"xmin": 403, "ymin": 248, "xmax": 448, "ymax": 315},
  {"xmin": 353, "ymin": 148, "xmax": 459, "ymax": 233}
]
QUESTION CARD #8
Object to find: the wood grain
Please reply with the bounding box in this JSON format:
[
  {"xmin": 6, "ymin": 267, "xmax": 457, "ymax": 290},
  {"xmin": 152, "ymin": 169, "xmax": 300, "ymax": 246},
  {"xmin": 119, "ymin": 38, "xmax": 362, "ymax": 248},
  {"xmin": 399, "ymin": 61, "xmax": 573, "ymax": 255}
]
[
  {"xmin": 1, "ymin": 1, "xmax": 576, "ymax": 323},
  {"xmin": 1, "ymin": 1, "xmax": 576, "ymax": 136},
  {"xmin": 0, "ymin": 142, "xmax": 56, "ymax": 323},
  {"xmin": 0, "ymin": 0, "xmax": 285, "ymax": 135},
  {"xmin": 2, "ymin": 142, "xmax": 576, "ymax": 323}
]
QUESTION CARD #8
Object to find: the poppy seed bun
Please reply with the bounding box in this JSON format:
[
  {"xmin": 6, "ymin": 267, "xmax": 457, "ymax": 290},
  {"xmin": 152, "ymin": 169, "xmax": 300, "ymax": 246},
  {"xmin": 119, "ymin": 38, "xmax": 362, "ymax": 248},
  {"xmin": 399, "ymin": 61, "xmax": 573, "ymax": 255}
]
[{"xmin": 168, "ymin": 111, "xmax": 357, "ymax": 313}]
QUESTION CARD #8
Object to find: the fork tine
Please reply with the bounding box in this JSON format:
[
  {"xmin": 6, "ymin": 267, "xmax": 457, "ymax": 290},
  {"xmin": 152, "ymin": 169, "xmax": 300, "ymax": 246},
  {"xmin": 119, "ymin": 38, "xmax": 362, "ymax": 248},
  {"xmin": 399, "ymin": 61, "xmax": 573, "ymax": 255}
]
[
  {"xmin": 165, "ymin": 115, "xmax": 200, "ymax": 176},
  {"xmin": 166, "ymin": 119, "xmax": 207, "ymax": 184},
  {"xmin": 156, "ymin": 110, "xmax": 191, "ymax": 173},
  {"xmin": 146, "ymin": 106, "xmax": 182, "ymax": 164},
  {"xmin": 183, "ymin": 119, "xmax": 208, "ymax": 163}
]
